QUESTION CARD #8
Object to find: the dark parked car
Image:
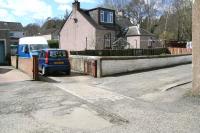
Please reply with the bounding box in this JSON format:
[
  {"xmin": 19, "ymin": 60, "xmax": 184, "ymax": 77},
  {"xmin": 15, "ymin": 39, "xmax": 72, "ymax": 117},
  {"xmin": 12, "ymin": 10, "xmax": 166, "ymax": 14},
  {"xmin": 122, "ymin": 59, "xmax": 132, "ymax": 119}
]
[{"xmin": 38, "ymin": 49, "xmax": 71, "ymax": 75}]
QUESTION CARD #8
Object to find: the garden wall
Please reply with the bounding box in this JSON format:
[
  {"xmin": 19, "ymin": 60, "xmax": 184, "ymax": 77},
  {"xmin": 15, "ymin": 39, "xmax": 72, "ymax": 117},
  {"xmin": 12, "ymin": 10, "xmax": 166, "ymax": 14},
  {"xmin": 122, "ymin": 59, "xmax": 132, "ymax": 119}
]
[
  {"xmin": 11, "ymin": 56, "xmax": 33, "ymax": 77},
  {"xmin": 100, "ymin": 55, "xmax": 192, "ymax": 76},
  {"xmin": 70, "ymin": 54, "xmax": 192, "ymax": 78}
]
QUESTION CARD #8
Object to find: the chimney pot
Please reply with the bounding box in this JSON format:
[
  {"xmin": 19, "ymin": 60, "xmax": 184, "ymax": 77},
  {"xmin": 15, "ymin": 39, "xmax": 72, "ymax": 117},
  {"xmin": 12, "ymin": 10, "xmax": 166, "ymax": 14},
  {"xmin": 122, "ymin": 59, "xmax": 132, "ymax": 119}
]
[{"xmin": 72, "ymin": 0, "xmax": 80, "ymax": 10}]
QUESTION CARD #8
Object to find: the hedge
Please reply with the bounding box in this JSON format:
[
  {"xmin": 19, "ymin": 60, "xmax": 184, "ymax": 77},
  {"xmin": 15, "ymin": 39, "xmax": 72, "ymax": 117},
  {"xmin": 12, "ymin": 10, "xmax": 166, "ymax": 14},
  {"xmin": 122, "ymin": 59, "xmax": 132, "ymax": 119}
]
[{"xmin": 70, "ymin": 48, "xmax": 170, "ymax": 56}]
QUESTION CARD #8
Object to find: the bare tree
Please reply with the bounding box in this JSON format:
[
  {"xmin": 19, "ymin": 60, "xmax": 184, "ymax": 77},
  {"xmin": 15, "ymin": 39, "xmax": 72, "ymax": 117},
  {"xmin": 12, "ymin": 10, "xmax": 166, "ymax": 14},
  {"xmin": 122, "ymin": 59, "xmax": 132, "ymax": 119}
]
[{"xmin": 24, "ymin": 23, "xmax": 40, "ymax": 36}]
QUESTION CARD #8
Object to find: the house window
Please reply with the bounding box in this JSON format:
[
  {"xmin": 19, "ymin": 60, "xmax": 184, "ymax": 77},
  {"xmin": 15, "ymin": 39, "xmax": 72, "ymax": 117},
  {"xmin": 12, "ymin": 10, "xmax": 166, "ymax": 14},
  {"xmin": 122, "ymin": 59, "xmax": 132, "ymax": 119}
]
[
  {"xmin": 100, "ymin": 10, "xmax": 113, "ymax": 23},
  {"xmin": 9, "ymin": 32, "xmax": 14, "ymax": 37},
  {"xmin": 104, "ymin": 33, "xmax": 111, "ymax": 49}
]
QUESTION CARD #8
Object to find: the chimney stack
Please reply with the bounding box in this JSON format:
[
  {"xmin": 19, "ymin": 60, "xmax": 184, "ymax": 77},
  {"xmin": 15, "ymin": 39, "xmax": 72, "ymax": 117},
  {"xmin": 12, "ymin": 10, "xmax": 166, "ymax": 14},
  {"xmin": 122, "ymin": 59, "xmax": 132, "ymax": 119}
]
[
  {"xmin": 72, "ymin": 0, "xmax": 80, "ymax": 11},
  {"xmin": 117, "ymin": 9, "xmax": 125, "ymax": 17}
]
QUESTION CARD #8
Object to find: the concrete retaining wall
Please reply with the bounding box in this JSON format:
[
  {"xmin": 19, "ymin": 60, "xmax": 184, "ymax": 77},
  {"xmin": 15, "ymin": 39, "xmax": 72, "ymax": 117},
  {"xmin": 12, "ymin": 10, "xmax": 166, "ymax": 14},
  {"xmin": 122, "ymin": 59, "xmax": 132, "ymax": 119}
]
[
  {"xmin": 70, "ymin": 55, "xmax": 100, "ymax": 73},
  {"xmin": 101, "ymin": 55, "xmax": 192, "ymax": 76},
  {"xmin": 70, "ymin": 55, "xmax": 192, "ymax": 78}
]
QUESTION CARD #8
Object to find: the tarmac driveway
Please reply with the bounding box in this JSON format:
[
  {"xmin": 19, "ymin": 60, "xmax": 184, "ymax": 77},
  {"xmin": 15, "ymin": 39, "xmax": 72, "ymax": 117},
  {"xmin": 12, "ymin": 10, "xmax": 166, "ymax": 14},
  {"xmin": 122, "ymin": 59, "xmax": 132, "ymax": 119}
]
[{"xmin": 1, "ymin": 64, "xmax": 200, "ymax": 133}]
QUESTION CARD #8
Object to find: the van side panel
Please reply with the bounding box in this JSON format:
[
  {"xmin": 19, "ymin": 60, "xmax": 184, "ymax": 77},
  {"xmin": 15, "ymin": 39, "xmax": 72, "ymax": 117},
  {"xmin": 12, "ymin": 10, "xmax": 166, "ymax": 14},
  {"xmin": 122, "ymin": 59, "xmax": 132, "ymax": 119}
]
[{"xmin": 18, "ymin": 45, "xmax": 31, "ymax": 58}]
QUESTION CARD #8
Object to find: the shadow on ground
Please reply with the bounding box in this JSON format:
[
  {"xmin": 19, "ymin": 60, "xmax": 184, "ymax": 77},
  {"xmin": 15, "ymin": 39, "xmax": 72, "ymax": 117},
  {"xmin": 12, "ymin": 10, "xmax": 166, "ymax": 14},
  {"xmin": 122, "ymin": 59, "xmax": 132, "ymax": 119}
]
[{"xmin": 0, "ymin": 68, "xmax": 12, "ymax": 74}]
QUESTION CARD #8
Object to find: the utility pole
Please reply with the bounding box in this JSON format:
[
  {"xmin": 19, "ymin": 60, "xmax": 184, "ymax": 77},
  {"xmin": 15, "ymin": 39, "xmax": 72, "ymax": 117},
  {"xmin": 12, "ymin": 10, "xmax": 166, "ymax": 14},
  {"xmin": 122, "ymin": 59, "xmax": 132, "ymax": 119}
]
[{"xmin": 192, "ymin": 0, "xmax": 200, "ymax": 95}]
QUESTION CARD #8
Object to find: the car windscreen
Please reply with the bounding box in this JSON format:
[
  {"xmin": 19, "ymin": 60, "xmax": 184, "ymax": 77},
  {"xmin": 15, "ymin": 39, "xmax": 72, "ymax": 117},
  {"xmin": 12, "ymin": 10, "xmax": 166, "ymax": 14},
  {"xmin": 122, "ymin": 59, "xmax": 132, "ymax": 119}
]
[
  {"xmin": 30, "ymin": 44, "xmax": 48, "ymax": 52},
  {"xmin": 49, "ymin": 50, "xmax": 67, "ymax": 58}
]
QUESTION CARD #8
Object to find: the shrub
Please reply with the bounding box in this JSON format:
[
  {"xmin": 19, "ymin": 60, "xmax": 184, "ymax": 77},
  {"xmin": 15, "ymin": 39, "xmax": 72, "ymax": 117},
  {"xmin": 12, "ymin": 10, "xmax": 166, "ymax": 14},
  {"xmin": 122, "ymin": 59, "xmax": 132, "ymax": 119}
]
[
  {"xmin": 48, "ymin": 40, "xmax": 59, "ymax": 48},
  {"xmin": 70, "ymin": 48, "xmax": 169, "ymax": 56}
]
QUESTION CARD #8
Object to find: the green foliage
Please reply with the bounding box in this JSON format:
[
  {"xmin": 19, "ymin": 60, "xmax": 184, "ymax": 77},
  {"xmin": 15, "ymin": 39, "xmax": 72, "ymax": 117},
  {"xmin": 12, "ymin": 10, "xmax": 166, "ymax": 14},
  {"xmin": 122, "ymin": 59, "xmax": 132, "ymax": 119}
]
[{"xmin": 48, "ymin": 40, "xmax": 59, "ymax": 48}]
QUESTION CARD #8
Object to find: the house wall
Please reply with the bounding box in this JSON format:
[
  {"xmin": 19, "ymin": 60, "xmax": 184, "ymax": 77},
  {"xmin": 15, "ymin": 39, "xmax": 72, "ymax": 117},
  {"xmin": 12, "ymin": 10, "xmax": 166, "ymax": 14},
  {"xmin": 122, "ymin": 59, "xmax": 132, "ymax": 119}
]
[
  {"xmin": 127, "ymin": 36, "xmax": 162, "ymax": 49},
  {"xmin": 9, "ymin": 31, "xmax": 24, "ymax": 39},
  {"xmin": 96, "ymin": 29, "xmax": 116, "ymax": 49},
  {"xmin": 127, "ymin": 36, "xmax": 140, "ymax": 48},
  {"xmin": 60, "ymin": 10, "xmax": 96, "ymax": 52},
  {"xmin": 140, "ymin": 36, "xmax": 162, "ymax": 49}
]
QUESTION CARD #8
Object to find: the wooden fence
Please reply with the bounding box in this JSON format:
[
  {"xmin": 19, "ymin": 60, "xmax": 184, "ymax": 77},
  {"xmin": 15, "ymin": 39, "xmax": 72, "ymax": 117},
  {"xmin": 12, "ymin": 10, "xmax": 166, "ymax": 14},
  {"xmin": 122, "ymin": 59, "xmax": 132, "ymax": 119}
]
[{"xmin": 168, "ymin": 47, "xmax": 192, "ymax": 55}]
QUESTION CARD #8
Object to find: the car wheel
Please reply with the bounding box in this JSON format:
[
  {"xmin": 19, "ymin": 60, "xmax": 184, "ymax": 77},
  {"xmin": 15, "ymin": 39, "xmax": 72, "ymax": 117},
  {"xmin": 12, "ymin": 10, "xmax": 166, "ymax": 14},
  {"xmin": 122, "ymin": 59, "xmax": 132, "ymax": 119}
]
[{"xmin": 42, "ymin": 67, "xmax": 47, "ymax": 76}]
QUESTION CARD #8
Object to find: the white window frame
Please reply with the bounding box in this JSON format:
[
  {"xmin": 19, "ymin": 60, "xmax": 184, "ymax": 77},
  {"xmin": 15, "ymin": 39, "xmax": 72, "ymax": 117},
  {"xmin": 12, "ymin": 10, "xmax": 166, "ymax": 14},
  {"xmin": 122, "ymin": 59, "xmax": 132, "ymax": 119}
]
[
  {"xmin": 100, "ymin": 10, "xmax": 104, "ymax": 23},
  {"xmin": 108, "ymin": 12, "xmax": 113, "ymax": 23},
  {"xmin": 100, "ymin": 10, "xmax": 113, "ymax": 24}
]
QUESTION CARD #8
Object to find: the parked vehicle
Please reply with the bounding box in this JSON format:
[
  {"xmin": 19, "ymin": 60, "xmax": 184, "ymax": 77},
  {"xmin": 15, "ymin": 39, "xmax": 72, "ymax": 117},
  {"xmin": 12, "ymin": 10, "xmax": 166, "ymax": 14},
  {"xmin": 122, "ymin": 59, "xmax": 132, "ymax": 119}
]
[
  {"xmin": 186, "ymin": 41, "xmax": 192, "ymax": 49},
  {"xmin": 18, "ymin": 36, "xmax": 48, "ymax": 58},
  {"xmin": 38, "ymin": 49, "xmax": 71, "ymax": 75}
]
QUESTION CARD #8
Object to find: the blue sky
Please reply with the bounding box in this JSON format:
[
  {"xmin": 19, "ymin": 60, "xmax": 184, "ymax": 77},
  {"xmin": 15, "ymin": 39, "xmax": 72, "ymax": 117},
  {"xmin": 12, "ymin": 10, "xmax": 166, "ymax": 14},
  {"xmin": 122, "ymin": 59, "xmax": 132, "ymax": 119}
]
[{"xmin": 0, "ymin": 0, "xmax": 100, "ymax": 26}]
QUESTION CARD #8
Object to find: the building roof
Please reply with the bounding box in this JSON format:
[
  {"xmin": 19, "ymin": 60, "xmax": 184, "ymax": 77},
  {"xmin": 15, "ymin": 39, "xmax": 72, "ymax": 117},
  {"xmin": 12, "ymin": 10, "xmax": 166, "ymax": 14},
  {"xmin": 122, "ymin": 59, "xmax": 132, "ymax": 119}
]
[
  {"xmin": 79, "ymin": 9, "xmax": 120, "ymax": 31},
  {"xmin": 116, "ymin": 16, "xmax": 133, "ymax": 29},
  {"xmin": 0, "ymin": 21, "xmax": 23, "ymax": 31},
  {"xmin": 126, "ymin": 26, "xmax": 155, "ymax": 37},
  {"xmin": 60, "ymin": 2, "xmax": 133, "ymax": 34}
]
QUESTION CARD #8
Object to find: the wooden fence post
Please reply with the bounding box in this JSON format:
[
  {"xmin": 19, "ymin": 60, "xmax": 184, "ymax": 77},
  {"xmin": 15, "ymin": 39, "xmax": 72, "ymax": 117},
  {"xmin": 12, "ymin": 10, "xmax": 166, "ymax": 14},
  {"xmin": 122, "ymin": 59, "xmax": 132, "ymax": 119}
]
[{"xmin": 33, "ymin": 55, "xmax": 39, "ymax": 81}]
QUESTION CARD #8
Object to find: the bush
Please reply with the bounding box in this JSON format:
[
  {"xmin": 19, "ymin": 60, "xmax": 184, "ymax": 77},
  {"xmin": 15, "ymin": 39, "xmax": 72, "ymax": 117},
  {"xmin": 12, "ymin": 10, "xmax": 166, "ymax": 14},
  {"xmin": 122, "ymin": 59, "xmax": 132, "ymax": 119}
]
[{"xmin": 48, "ymin": 40, "xmax": 59, "ymax": 48}]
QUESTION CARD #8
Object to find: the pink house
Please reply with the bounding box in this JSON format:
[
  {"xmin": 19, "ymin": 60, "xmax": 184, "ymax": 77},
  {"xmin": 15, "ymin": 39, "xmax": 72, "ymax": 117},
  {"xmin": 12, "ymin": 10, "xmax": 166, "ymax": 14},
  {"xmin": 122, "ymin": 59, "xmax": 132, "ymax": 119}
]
[{"xmin": 59, "ymin": 1, "xmax": 122, "ymax": 51}]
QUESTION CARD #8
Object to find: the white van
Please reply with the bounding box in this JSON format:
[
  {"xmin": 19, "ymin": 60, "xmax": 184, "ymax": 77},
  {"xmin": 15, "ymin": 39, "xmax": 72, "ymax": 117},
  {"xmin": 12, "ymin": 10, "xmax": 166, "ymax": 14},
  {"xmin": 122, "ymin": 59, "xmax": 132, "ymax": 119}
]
[{"xmin": 18, "ymin": 36, "xmax": 49, "ymax": 58}]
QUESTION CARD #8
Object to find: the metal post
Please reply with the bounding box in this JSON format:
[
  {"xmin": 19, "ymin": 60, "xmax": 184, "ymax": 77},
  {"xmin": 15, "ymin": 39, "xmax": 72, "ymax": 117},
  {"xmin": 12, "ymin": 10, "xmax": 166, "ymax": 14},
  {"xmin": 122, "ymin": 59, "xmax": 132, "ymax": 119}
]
[
  {"xmin": 16, "ymin": 54, "xmax": 19, "ymax": 69},
  {"xmin": 32, "ymin": 55, "xmax": 39, "ymax": 81}
]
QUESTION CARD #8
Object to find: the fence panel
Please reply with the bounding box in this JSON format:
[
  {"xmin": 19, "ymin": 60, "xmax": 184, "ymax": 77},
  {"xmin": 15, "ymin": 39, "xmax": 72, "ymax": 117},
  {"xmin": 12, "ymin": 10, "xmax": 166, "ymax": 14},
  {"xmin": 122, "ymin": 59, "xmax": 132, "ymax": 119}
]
[{"xmin": 168, "ymin": 47, "xmax": 192, "ymax": 55}]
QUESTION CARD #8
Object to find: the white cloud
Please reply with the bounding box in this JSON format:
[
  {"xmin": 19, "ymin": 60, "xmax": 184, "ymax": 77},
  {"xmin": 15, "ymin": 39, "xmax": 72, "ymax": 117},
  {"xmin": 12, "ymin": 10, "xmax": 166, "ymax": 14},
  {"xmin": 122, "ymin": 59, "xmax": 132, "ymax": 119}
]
[
  {"xmin": 54, "ymin": 0, "xmax": 96, "ymax": 11},
  {"xmin": 0, "ymin": 9, "xmax": 15, "ymax": 22},
  {"xmin": 0, "ymin": 0, "xmax": 52, "ymax": 20}
]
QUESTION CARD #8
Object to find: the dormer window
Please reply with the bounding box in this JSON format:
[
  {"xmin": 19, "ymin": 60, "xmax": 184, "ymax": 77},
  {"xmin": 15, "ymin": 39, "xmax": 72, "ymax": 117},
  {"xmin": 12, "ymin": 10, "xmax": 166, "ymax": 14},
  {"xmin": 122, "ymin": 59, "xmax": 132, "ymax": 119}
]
[{"xmin": 100, "ymin": 10, "xmax": 113, "ymax": 23}]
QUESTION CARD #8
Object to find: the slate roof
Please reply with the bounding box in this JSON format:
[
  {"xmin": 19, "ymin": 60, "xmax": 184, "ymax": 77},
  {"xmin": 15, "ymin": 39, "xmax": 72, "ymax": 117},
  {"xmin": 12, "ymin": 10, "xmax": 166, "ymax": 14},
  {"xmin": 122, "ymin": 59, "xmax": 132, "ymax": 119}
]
[
  {"xmin": 126, "ymin": 26, "xmax": 155, "ymax": 36},
  {"xmin": 80, "ymin": 8, "xmax": 120, "ymax": 31},
  {"xmin": 116, "ymin": 16, "xmax": 133, "ymax": 29},
  {"xmin": 0, "ymin": 21, "xmax": 23, "ymax": 31},
  {"xmin": 61, "ymin": 7, "xmax": 132, "ymax": 32}
]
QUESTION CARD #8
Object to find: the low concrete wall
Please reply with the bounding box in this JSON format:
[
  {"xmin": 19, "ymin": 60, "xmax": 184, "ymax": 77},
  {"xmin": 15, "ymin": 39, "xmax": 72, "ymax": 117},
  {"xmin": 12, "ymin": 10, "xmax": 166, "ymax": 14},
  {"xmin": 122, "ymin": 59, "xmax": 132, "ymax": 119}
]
[
  {"xmin": 70, "ymin": 54, "xmax": 192, "ymax": 78},
  {"xmin": 11, "ymin": 56, "xmax": 33, "ymax": 77},
  {"xmin": 100, "ymin": 55, "xmax": 192, "ymax": 76},
  {"xmin": 70, "ymin": 55, "xmax": 100, "ymax": 73}
]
